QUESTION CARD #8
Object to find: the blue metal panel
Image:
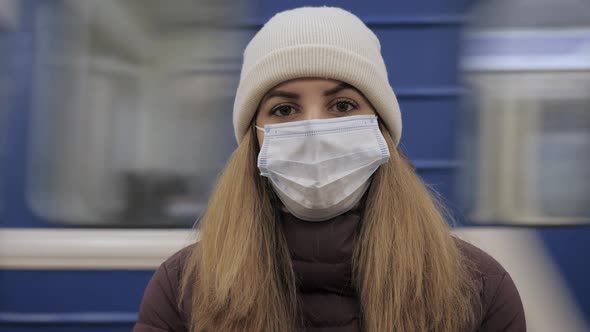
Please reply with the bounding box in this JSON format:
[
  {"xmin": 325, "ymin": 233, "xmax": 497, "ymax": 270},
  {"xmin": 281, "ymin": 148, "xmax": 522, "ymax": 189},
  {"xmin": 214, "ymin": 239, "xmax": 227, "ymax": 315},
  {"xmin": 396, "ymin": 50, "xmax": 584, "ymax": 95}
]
[
  {"xmin": 418, "ymin": 171, "xmax": 455, "ymax": 207},
  {"xmin": 0, "ymin": 324, "xmax": 132, "ymax": 332},
  {"xmin": 251, "ymin": 0, "xmax": 471, "ymax": 19},
  {"xmin": 540, "ymin": 227, "xmax": 590, "ymax": 320},
  {"xmin": 375, "ymin": 26, "xmax": 462, "ymax": 87},
  {"xmin": 0, "ymin": 270, "xmax": 153, "ymax": 329},
  {"xmin": 398, "ymin": 98, "xmax": 460, "ymax": 160},
  {"xmin": 0, "ymin": 30, "xmax": 8, "ymax": 223},
  {"xmin": 2, "ymin": 0, "xmax": 50, "ymax": 228},
  {"xmin": 0, "ymin": 270, "xmax": 151, "ymax": 312}
]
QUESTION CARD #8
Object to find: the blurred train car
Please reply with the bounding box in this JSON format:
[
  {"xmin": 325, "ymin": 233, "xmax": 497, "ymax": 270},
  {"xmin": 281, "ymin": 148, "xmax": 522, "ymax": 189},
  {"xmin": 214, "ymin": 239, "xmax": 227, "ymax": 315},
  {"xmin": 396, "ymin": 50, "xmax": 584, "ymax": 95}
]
[{"xmin": 0, "ymin": 0, "xmax": 589, "ymax": 331}]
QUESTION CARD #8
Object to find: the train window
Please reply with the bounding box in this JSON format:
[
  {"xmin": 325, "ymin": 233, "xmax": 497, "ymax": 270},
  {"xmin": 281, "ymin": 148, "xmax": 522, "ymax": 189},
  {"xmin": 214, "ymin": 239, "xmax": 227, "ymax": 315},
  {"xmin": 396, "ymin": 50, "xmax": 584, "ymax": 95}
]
[
  {"xmin": 537, "ymin": 100, "xmax": 590, "ymax": 218},
  {"xmin": 25, "ymin": 1, "xmax": 250, "ymax": 227},
  {"xmin": 458, "ymin": 72, "xmax": 590, "ymax": 225}
]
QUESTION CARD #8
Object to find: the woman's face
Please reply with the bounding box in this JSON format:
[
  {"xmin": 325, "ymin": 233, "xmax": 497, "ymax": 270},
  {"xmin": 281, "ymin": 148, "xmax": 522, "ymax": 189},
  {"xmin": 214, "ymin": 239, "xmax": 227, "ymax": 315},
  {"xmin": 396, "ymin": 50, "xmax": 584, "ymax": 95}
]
[{"xmin": 255, "ymin": 78, "xmax": 377, "ymax": 146}]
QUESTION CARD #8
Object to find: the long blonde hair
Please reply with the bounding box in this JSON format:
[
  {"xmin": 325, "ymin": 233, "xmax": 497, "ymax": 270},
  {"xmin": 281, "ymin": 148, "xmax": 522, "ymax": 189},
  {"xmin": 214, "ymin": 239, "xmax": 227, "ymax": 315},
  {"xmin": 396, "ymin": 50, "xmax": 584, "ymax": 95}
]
[{"xmin": 180, "ymin": 124, "xmax": 478, "ymax": 331}]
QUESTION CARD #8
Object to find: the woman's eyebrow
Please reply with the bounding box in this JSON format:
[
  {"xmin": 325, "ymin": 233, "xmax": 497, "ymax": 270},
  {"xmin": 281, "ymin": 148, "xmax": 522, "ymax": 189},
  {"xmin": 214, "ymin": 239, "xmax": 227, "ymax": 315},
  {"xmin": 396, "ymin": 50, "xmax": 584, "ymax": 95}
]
[
  {"xmin": 261, "ymin": 90, "xmax": 299, "ymax": 105},
  {"xmin": 323, "ymin": 82, "xmax": 355, "ymax": 96}
]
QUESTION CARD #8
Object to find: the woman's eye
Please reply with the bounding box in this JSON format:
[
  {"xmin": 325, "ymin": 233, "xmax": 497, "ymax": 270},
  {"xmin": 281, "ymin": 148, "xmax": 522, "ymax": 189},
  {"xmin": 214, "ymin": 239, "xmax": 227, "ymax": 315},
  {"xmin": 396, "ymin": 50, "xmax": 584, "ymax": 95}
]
[
  {"xmin": 271, "ymin": 105, "xmax": 296, "ymax": 117},
  {"xmin": 331, "ymin": 100, "xmax": 357, "ymax": 113}
]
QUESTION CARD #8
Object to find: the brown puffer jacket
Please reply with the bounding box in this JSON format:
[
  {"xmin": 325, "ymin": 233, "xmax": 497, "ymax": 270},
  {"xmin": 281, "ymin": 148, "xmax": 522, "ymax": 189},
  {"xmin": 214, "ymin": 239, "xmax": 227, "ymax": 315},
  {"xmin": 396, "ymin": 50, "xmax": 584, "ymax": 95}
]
[{"xmin": 133, "ymin": 210, "xmax": 526, "ymax": 332}]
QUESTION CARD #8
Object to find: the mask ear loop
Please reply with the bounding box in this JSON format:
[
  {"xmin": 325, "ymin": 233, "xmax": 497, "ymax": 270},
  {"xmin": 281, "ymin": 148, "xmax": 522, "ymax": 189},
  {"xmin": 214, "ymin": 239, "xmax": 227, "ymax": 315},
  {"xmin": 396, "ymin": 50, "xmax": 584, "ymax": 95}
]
[
  {"xmin": 249, "ymin": 120, "xmax": 284, "ymax": 214},
  {"xmin": 250, "ymin": 120, "xmax": 270, "ymax": 163}
]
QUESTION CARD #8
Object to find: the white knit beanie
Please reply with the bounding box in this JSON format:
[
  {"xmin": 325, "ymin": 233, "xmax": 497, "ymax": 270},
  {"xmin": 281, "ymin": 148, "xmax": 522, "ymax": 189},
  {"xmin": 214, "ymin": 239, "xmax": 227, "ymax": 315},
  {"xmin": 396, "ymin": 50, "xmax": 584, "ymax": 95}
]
[{"xmin": 233, "ymin": 6, "xmax": 402, "ymax": 145}]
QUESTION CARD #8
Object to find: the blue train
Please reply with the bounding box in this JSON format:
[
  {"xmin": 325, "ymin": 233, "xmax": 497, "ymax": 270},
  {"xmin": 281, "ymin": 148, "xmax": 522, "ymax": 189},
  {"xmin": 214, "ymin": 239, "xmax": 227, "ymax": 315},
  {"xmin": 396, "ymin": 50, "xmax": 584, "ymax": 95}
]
[{"xmin": 1, "ymin": 0, "xmax": 589, "ymax": 331}]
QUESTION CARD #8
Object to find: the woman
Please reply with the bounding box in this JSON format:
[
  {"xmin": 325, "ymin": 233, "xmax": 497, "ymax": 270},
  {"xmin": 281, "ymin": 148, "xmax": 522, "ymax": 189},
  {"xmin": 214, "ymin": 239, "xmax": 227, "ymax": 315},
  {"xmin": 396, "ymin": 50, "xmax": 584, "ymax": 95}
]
[{"xmin": 134, "ymin": 7, "xmax": 525, "ymax": 332}]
